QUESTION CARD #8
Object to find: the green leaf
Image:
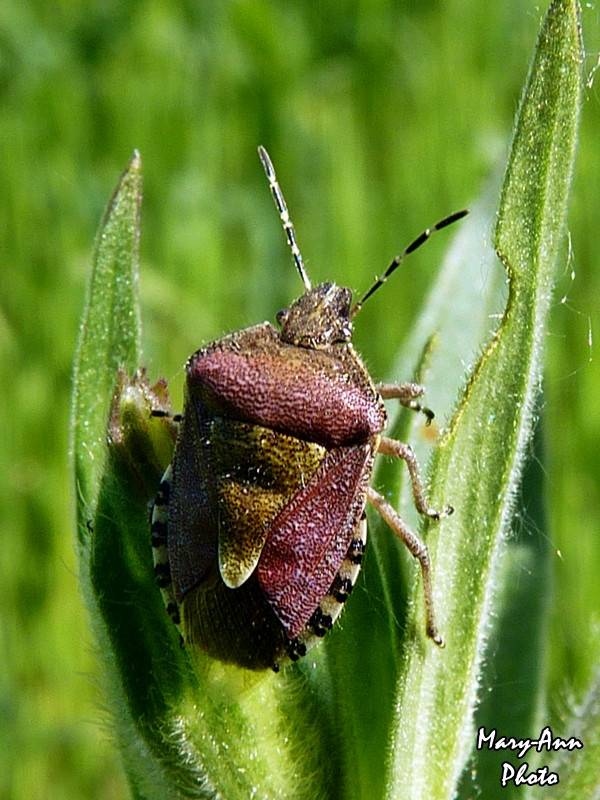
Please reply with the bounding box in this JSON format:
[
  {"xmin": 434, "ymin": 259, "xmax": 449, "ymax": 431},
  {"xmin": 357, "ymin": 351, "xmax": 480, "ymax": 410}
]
[
  {"xmin": 89, "ymin": 384, "xmax": 344, "ymax": 799},
  {"xmin": 71, "ymin": 151, "xmax": 143, "ymax": 542},
  {"xmin": 71, "ymin": 156, "xmax": 341, "ymax": 799},
  {"xmin": 384, "ymin": 1, "xmax": 582, "ymax": 798}
]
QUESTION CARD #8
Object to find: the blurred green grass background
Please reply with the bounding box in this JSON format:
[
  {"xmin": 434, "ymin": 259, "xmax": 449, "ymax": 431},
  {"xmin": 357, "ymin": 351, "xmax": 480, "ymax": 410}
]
[{"xmin": 1, "ymin": 1, "xmax": 599, "ymax": 797}]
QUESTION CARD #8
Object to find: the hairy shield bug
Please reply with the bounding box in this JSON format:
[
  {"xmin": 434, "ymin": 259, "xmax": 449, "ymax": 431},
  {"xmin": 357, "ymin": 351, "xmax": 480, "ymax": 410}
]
[{"xmin": 151, "ymin": 147, "xmax": 467, "ymax": 671}]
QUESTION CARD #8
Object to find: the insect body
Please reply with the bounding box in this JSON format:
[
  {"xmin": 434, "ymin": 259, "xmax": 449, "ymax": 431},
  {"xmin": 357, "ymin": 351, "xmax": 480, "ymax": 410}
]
[{"xmin": 151, "ymin": 147, "xmax": 467, "ymax": 671}]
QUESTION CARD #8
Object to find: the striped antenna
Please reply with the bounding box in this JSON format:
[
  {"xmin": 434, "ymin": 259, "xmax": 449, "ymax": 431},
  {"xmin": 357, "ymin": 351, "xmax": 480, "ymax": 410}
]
[
  {"xmin": 258, "ymin": 146, "xmax": 311, "ymax": 291},
  {"xmin": 350, "ymin": 209, "xmax": 468, "ymax": 318}
]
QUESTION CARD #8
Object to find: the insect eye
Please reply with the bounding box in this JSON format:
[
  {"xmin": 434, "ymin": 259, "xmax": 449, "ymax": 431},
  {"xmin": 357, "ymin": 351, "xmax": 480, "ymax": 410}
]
[{"xmin": 276, "ymin": 308, "xmax": 289, "ymax": 326}]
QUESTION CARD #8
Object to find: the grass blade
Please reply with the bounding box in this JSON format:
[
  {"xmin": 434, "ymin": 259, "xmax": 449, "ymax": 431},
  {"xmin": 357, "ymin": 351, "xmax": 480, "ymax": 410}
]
[{"xmin": 386, "ymin": 1, "xmax": 582, "ymax": 796}]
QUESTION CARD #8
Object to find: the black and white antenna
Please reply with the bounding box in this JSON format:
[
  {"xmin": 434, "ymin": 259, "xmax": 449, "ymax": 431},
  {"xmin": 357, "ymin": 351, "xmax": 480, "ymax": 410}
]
[
  {"xmin": 350, "ymin": 209, "xmax": 468, "ymax": 317},
  {"xmin": 258, "ymin": 144, "xmax": 467, "ymax": 311},
  {"xmin": 258, "ymin": 145, "xmax": 312, "ymax": 292}
]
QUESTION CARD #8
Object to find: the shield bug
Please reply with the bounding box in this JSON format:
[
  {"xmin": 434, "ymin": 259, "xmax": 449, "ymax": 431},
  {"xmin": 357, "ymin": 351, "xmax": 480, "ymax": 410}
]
[{"xmin": 151, "ymin": 147, "xmax": 467, "ymax": 671}]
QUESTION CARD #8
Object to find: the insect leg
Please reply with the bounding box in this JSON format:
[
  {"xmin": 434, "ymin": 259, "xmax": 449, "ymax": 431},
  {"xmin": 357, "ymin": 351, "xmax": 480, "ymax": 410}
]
[
  {"xmin": 377, "ymin": 382, "xmax": 434, "ymax": 423},
  {"xmin": 150, "ymin": 409, "xmax": 182, "ymax": 423},
  {"xmin": 367, "ymin": 486, "xmax": 443, "ymax": 646},
  {"xmin": 378, "ymin": 436, "xmax": 453, "ymax": 519}
]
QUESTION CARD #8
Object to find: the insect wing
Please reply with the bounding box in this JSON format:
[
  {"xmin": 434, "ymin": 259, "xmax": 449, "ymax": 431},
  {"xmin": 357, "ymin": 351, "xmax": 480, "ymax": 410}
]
[{"xmin": 257, "ymin": 442, "xmax": 373, "ymax": 640}]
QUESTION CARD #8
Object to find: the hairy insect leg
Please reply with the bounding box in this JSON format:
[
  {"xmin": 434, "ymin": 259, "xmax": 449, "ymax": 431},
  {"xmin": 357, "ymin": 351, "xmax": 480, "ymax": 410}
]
[
  {"xmin": 366, "ymin": 486, "xmax": 443, "ymax": 646},
  {"xmin": 377, "ymin": 382, "xmax": 434, "ymax": 423},
  {"xmin": 378, "ymin": 436, "xmax": 453, "ymax": 519}
]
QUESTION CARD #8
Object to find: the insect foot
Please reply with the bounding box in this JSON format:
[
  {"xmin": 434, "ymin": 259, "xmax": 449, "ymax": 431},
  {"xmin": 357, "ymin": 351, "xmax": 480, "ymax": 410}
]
[{"xmin": 151, "ymin": 146, "xmax": 466, "ymax": 670}]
